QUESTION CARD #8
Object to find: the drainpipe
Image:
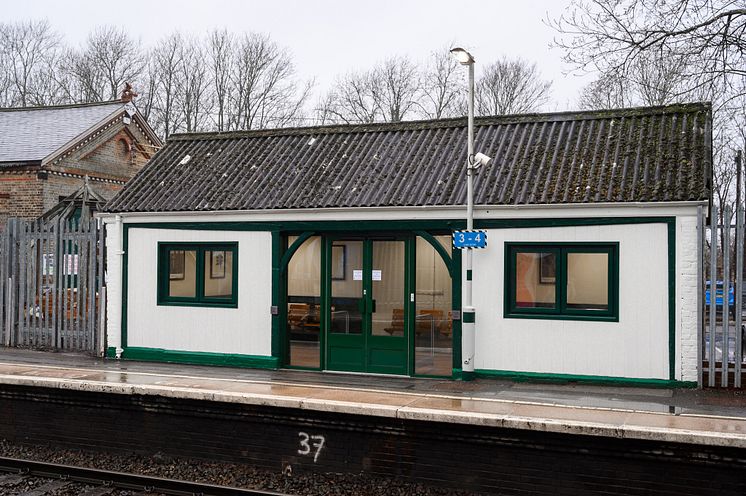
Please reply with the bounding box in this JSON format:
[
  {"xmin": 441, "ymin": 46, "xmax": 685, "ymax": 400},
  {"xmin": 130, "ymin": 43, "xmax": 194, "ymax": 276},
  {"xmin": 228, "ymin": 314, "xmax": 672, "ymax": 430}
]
[{"xmin": 115, "ymin": 214, "xmax": 124, "ymax": 359}]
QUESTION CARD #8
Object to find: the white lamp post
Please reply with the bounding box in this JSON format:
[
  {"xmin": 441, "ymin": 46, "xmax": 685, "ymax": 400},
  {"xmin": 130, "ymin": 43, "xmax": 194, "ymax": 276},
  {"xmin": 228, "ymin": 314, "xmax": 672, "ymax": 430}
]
[{"xmin": 451, "ymin": 47, "xmax": 490, "ymax": 380}]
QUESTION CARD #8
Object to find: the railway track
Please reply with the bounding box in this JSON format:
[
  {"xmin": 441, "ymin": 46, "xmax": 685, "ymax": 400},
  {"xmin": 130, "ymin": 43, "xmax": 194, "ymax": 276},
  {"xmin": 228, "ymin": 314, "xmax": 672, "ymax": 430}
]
[{"xmin": 0, "ymin": 456, "xmax": 286, "ymax": 496}]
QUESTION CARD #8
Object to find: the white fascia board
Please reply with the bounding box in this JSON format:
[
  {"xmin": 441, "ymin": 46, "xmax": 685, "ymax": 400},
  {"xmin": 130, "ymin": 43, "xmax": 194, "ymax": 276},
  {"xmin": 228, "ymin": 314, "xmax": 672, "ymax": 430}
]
[{"xmin": 97, "ymin": 201, "xmax": 707, "ymax": 225}]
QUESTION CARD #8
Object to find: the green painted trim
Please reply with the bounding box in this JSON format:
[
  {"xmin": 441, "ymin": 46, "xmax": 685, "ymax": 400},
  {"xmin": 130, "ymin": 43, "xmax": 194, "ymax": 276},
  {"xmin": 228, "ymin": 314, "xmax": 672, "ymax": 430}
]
[
  {"xmin": 461, "ymin": 370, "xmax": 475, "ymax": 381},
  {"xmin": 474, "ymin": 369, "xmax": 696, "ymax": 388},
  {"xmin": 668, "ymin": 221, "xmax": 676, "ymax": 381},
  {"xmin": 121, "ymin": 347, "xmax": 280, "ymax": 369},
  {"xmin": 121, "ymin": 216, "xmax": 682, "ymax": 233},
  {"xmin": 413, "ymin": 231, "xmax": 453, "ymax": 278},
  {"xmin": 463, "ymin": 311, "xmax": 475, "ymax": 323},
  {"xmin": 280, "ymin": 232, "xmax": 315, "ymax": 273},
  {"xmin": 504, "ymin": 242, "xmax": 620, "ymax": 322},
  {"xmin": 121, "ymin": 226, "xmax": 129, "ymax": 348},
  {"xmin": 120, "ymin": 216, "xmax": 678, "ymax": 379},
  {"xmin": 105, "ymin": 346, "xmax": 117, "ymax": 358},
  {"xmin": 271, "ymin": 231, "xmax": 283, "ymax": 360},
  {"xmin": 156, "ymin": 242, "xmax": 239, "ymax": 308},
  {"xmin": 451, "ymin": 248, "xmax": 462, "ymax": 374}
]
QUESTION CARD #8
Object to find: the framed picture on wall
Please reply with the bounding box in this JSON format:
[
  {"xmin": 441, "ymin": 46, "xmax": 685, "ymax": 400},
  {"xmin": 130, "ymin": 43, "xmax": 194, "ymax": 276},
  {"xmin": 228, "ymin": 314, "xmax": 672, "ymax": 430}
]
[
  {"xmin": 169, "ymin": 250, "xmax": 185, "ymax": 280},
  {"xmin": 539, "ymin": 253, "xmax": 556, "ymax": 284},
  {"xmin": 332, "ymin": 244, "xmax": 346, "ymax": 280},
  {"xmin": 210, "ymin": 250, "xmax": 226, "ymax": 279}
]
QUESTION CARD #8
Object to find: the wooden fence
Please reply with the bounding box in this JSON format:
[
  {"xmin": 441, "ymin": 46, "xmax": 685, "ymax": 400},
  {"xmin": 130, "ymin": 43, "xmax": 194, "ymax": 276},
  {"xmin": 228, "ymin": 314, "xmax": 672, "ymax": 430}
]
[
  {"xmin": 702, "ymin": 205, "xmax": 746, "ymax": 388},
  {"xmin": 0, "ymin": 218, "xmax": 106, "ymax": 354}
]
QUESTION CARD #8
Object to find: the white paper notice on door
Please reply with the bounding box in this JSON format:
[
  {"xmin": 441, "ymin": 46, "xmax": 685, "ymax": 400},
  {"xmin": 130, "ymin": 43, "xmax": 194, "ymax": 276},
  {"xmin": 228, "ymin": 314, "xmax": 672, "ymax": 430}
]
[
  {"xmin": 353, "ymin": 269, "xmax": 363, "ymax": 281},
  {"xmin": 372, "ymin": 270, "xmax": 382, "ymax": 281}
]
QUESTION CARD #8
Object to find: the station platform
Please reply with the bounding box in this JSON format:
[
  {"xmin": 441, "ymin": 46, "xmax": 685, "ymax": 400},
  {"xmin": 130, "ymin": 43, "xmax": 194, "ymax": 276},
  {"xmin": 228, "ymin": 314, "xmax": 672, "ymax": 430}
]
[{"xmin": 0, "ymin": 348, "xmax": 744, "ymax": 449}]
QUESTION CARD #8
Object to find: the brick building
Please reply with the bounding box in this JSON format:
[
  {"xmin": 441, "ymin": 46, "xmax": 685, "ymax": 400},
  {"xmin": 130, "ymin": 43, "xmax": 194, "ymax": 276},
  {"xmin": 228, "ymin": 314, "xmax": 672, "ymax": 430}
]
[{"xmin": 0, "ymin": 99, "xmax": 161, "ymax": 225}]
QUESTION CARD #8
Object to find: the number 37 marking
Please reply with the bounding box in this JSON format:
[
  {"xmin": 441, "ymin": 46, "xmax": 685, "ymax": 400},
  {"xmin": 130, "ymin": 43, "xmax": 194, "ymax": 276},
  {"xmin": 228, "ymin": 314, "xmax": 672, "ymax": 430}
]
[{"xmin": 298, "ymin": 432, "xmax": 325, "ymax": 462}]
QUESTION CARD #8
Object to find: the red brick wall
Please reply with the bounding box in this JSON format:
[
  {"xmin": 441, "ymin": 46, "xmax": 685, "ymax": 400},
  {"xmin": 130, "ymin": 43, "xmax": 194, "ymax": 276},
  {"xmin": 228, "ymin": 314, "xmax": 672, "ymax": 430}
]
[{"xmin": 0, "ymin": 115, "xmax": 157, "ymax": 226}]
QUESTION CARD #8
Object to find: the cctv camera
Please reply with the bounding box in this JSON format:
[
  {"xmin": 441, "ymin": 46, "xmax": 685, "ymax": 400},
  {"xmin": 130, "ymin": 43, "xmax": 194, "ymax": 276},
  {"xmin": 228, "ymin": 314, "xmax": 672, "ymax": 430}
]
[{"xmin": 473, "ymin": 152, "xmax": 492, "ymax": 167}]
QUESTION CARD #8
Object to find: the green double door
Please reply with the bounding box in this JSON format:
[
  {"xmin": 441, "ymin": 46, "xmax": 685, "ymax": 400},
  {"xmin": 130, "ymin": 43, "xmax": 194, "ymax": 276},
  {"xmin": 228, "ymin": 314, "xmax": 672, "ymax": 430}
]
[{"xmin": 326, "ymin": 237, "xmax": 411, "ymax": 375}]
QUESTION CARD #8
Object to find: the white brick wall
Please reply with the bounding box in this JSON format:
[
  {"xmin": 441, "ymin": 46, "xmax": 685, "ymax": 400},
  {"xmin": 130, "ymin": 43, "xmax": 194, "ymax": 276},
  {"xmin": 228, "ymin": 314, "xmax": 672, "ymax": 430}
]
[
  {"xmin": 677, "ymin": 214, "xmax": 700, "ymax": 382},
  {"xmin": 105, "ymin": 221, "xmax": 122, "ymax": 353}
]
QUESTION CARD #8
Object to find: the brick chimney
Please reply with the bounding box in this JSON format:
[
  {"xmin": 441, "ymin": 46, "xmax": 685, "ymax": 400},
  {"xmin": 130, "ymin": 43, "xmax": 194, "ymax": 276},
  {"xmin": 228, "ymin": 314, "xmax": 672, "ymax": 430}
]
[{"xmin": 120, "ymin": 82, "xmax": 138, "ymax": 103}]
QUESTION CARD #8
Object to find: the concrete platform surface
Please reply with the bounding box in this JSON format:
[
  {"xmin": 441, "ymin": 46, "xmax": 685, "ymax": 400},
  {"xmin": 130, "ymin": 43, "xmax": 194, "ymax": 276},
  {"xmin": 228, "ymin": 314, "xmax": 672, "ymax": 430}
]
[{"xmin": 0, "ymin": 349, "xmax": 745, "ymax": 448}]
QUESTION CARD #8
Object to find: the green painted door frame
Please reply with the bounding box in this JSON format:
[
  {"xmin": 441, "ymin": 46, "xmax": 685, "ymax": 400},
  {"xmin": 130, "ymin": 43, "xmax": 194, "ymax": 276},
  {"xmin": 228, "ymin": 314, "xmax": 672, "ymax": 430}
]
[
  {"xmin": 324, "ymin": 235, "xmax": 411, "ymax": 375},
  {"xmin": 278, "ymin": 230, "xmax": 459, "ymax": 378}
]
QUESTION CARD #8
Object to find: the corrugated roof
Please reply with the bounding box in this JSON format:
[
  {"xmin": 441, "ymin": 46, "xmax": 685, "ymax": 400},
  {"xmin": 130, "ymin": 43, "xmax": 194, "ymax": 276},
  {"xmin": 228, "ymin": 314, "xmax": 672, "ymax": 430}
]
[
  {"xmin": 0, "ymin": 101, "xmax": 126, "ymax": 165},
  {"xmin": 105, "ymin": 102, "xmax": 712, "ymax": 213}
]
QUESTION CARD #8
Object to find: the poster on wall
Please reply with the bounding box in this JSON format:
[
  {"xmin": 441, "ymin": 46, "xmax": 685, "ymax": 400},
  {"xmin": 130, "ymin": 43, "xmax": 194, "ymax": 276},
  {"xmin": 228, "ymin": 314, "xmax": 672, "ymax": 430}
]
[{"xmin": 210, "ymin": 251, "xmax": 226, "ymax": 279}]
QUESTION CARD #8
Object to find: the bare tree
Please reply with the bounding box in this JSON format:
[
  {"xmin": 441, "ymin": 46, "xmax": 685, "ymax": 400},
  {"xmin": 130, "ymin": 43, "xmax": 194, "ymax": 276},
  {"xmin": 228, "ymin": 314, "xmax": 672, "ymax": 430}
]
[
  {"xmin": 319, "ymin": 70, "xmax": 381, "ymax": 124},
  {"xmin": 229, "ymin": 33, "xmax": 311, "ymax": 130},
  {"xmin": 475, "ymin": 57, "xmax": 552, "ymax": 115},
  {"xmin": 149, "ymin": 33, "xmax": 184, "ymax": 138},
  {"xmin": 578, "ymin": 71, "xmax": 632, "ymax": 110},
  {"xmin": 0, "ymin": 20, "xmax": 61, "ymax": 106},
  {"xmin": 578, "ymin": 50, "xmax": 693, "ymax": 109},
  {"xmin": 376, "ymin": 56, "xmax": 420, "ymax": 122},
  {"xmin": 417, "ymin": 48, "xmax": 463, "ymax": 119},
  {"xmin": 207, "ymin": 29, "xmax": 233, "ymax": 132},
  {"xmin": 177, "ymin": 35, "xmax": 211, "ymax": 133},
  {"xmin": 67, "ymin": 26, "xmax": 145, "ymax": 102},
  {"xmin": 552, "ymin": 0, "xmax": 746, "ymax": 103}
]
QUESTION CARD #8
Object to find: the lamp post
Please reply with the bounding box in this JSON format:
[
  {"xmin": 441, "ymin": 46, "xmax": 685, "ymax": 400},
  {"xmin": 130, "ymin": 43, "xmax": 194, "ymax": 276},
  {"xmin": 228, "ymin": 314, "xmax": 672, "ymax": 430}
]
[{"xmin": 451, "ymin": 47, "xmax": 477, "ymax": 380}]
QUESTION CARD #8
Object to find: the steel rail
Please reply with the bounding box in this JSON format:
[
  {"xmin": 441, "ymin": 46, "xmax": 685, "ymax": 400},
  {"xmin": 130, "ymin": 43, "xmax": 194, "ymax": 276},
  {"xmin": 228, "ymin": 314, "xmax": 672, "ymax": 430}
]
[{"xmin": 0, "ymin": 456, "xmax": 287, "ymax": 496}]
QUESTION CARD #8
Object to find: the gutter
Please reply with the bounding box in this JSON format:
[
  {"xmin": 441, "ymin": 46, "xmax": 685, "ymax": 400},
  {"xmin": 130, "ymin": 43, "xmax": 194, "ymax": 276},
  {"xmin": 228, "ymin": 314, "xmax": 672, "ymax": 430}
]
[{"xmin": 96, "ymin": 200, "xmax": 709, "ymax": 222}]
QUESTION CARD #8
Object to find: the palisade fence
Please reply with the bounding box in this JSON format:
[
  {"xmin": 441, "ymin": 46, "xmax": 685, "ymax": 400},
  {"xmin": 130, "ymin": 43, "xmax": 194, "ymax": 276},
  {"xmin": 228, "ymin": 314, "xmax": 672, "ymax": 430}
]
[
  {"xmin": 0, "ymin": 218, "xmax": 106, "ymax": 354},
  {"xmin": 702, "ymin": 204, "xmax": 746, "ymax": 388}
]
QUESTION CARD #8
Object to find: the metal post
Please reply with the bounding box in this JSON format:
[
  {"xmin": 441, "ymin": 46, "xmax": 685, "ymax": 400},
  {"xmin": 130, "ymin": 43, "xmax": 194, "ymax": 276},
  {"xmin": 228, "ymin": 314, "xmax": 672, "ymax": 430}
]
[
  {"xmin": 723, "ymin": 206, "xmax": 731, "ymax": 387},
  {"xmin": 697, "ymin": 205, "xmax": 704, "ymax": 388},
  {"xmin": 736, "ymin": 203, "xmax": 744, "ymax": 388},
  {"xmin": 462, "ymin": 61, "xmax": 476, "ymax": 379},
  {"xmin": 709, "ymin": 211, "xmax": 717, "ymax": 387}
]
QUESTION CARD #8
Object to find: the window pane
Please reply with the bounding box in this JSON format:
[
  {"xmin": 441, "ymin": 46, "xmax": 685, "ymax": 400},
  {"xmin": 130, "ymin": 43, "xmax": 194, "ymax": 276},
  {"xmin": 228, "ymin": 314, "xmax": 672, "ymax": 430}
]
[
  {"xmin": 169, "ymin": 250, "xmax": 196, "ymax": 297},
  {"xmin": 415, "ymin": 236, "xmax": 452, "ymax": 376},
  {"xmin": 204, "ymin": 250, "xmax": 234, "ymax": 298},
  {"xmin": 515, "ymin": 251, "xmax": 556, "ymax": 308},
  {"xmin": 566, "ymin": 252, "xmax": 609, "ymax": 310},
  {"xmin": 287, "ymin": 236, "xmax": 321, "ymax": 368}
]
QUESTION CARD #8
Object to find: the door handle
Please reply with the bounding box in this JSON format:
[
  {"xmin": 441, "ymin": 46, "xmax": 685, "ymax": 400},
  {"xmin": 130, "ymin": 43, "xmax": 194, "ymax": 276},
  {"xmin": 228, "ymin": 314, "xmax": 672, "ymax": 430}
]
[{"xmin": 370, "ymin": 299, "xmax": 376, "ymax": 313}]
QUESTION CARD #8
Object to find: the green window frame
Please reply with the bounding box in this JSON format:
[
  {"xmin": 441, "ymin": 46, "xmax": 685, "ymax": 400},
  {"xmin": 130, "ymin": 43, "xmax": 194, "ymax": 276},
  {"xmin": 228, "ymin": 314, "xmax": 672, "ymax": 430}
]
[
  {"xmin": 504, "ymin": 242, "xmax": 619, "ymax": 322},
  {"xmin": 157, "ymin": 242, "xmax": 239, "ymax": 308}
]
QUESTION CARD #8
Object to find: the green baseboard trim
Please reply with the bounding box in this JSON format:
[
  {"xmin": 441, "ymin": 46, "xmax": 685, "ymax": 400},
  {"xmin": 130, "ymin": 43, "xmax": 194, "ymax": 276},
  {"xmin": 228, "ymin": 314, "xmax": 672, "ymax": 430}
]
[
  {"xmin": 120, "ymin": 347, "xmax": 280, "ymax": 369},
  {"xmin": 475, "ymin": 369, "xmax": 697, "ymax": 388},
  {"xmin": 461, "ymin": 370, "xmax": 476, "ymax": 381},
  {"xmin": 105, "ymin": 347, "xmax": 117, "ymax": 359}
]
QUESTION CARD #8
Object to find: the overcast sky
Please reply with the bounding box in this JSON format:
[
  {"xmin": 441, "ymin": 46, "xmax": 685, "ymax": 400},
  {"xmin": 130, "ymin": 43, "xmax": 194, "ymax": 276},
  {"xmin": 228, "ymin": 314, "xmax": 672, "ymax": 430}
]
[{"xmin": 5, "ymin": 0, "xmax": 593, "ymax": 111}]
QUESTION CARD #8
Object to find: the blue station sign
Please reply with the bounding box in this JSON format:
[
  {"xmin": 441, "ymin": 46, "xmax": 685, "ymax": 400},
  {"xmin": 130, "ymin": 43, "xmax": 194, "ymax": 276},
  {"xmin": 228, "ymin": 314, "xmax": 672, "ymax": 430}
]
[{"xmin": 453, "ymin": 230, "xmax": 487, "ymax": 249}]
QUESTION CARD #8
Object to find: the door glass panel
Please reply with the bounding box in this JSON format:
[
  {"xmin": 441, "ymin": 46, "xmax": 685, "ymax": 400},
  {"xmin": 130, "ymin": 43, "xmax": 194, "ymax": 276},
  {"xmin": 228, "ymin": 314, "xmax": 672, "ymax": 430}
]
[
  {"xmin": 371, "ymin": 240, "xmax": 405, "ymax": 337},
  {"xmin": 415, "ymin": 236, "xmax": 452, "ymax": 376},
  {"xmin": 287, "ymin": 236, "xmax": 321, "ymax": 367},
  {"xmin": 331, "ymin": 240, "xmax": 363, "ymax": 334}
]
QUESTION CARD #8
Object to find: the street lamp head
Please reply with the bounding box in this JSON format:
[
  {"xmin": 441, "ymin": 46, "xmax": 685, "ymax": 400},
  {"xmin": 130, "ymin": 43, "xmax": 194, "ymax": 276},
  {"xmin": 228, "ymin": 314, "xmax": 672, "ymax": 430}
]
[{"xmin": 450, "ymin": 47, "xmax": 475, "ymax": 65}]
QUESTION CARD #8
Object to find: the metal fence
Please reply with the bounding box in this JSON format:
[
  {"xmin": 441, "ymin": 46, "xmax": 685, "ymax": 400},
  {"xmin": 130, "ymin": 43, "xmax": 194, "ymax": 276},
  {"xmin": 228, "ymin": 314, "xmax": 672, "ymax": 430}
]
[
  {"xmin": 0, "ymin": 218, "xmax": 106, "ymax": 354},
  {"xmin": 701, "ymin": 205, "xmax": 746, "ymax": 388}
]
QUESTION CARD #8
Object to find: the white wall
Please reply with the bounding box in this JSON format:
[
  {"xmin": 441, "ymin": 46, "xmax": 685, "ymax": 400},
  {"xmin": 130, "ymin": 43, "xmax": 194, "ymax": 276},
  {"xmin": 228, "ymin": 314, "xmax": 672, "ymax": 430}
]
[
  {"xmin": 677, "ymin": 214, "xmax": 699, "ymax": 382},
  {"xmin": 472, "ymin": 223, "xmax": 671, "ymax": 380},
  {"xmin": 124, "ymin": 228, "xmax": 272, "ymax": 356}
]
